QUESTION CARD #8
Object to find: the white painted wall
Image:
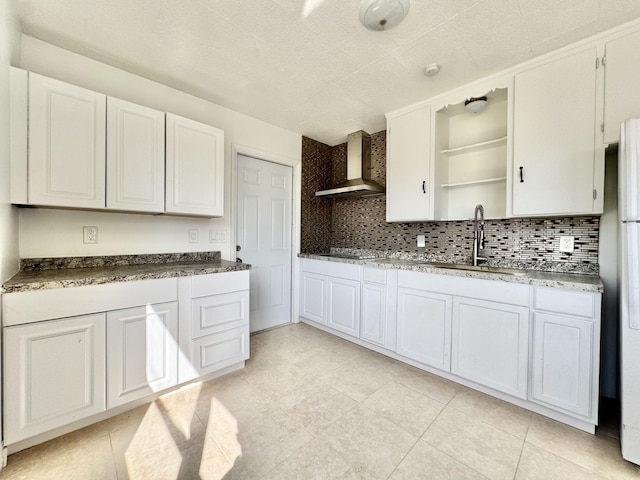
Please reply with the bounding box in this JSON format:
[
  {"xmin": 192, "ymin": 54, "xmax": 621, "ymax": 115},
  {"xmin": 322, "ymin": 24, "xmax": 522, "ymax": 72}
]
[
  {"xmin": 0, "ymin": 2, "xmax": 20, "ymax": 281},
  {"xmin": 17, "ymin": 35, "xmax": 302, "ymax": 260}
]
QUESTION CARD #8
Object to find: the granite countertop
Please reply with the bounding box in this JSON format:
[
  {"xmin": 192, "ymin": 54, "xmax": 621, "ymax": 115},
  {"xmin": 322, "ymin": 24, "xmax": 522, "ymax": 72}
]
[
  {"xmin": 2, "ymin": 252, "xmax": 250, "ymax": 294},
  {"xmin": 300, "ymin": 251, "xmax": 603, "ymax": 293}
]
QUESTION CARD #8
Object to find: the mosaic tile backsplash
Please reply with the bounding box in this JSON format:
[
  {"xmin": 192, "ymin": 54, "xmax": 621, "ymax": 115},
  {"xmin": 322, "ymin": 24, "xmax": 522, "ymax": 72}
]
[{"xmin": 301, "ymin": 131, "xmax": 600, "ymax": 272}]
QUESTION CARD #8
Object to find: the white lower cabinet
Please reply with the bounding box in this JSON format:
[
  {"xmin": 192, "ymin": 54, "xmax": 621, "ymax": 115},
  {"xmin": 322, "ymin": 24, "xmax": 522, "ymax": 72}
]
[
  {"xmin": 327, "ymin": 277, "xmax": 360, "ymax": 337},
  {"xmin": 4, "ymin": 314, "xmax": 106, "ymax": 444},
  {"xmin": 107, "ymin": 302, "xmax": 178, "ymax": 408},
  {"xmin": 396, "ymin": 288, "xmax": 452, "ymax": 371},
  {"xmin": 178, "ymin": 271, "xmax": 250, "ymax": 383},
  {"xmin": 360, "ymin": 267, "xmax": 397, "ymax": 350},
  {"xmin": 301, "ymin": 271, "xmax": 328, "ymax": 324},
  {"xmin": 530, "ymin": 286, "xmax": 600, "ymax": 420},
  {"xmin": 451, "ymin": 297, "xmax": 529, "ymax": 399}
]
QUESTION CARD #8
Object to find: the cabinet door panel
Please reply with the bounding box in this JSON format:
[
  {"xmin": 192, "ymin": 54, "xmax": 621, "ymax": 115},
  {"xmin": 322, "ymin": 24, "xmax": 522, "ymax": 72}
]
[
  {"xmin": 361, "ymin": 282, "xmax": 386, "ymax": 346},
  {"xmin": 107, "ymin": 302, "xmax": 178, "ymax": 408},
  {"xmin": 301, "ymin": 272, "xmax": 327, "ymax": 324},
  {"xmin": 513, "ymin": 48, "xmax": 599, "ymax": 216},
  {"xmin": 166, "ymin": 113, "xmax": 224, "ymax": 216},
  {"xmin": 28, "ymin": 73, "xmax": 106, "ymax": 209},
  {"xmin": 386, "ymin": 106, "xmax": 432, "ymax": 221},
  {"xmin": 397, "ymin": 288, "xmax": 452, "ymax": 371},
  {"xmin": 191, "ymin": 291, "xmax": 249, "ymax": 338},
  {"xmin": 452, "ymin": 297, "xmax": 529, "ymax": 399},
  {"xmin": 106, "ymin": 97, "xmax": 165, "ymax": 212},
  {"xmin": 4, "ymin": 314, "xmax": 106, "ymax": 444},
  {"xmin": 187, "ymin": 326, "xmax": 249, "ymax": 380},
  {"xmin": 327, "ymin": 277, "xmax": 360, "ymax": 337},
  {"xmin": 531, "ymin": 312, "xmax": 593, "ymax": 417},
  {"xmin": 604, "ymin": 30, "xmax": 640, "ymax": 144}
]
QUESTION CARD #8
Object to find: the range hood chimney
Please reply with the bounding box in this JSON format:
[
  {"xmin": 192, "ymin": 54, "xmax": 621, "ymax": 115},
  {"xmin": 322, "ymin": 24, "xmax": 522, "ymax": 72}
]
[{"xmin": 315, "ymin": 130, "xmax": 385, "ymax": 198}]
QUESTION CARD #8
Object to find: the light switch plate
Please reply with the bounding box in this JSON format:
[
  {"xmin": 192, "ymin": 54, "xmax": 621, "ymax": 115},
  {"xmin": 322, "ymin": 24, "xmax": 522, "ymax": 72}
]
[
  {"xmin": 559, "ymin": 236, "xmax": 574, "ymax": 253},
  {"xmin": 189, "ymin": 229, "xmax": 199, "ymax": 243},
  {"xmin": 417, "ymin": 234, "xmax": 426, "ymax": 248}
]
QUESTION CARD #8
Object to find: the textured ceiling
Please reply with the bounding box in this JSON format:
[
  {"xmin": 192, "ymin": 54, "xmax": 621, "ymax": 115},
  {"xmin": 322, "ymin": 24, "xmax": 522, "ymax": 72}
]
[{"xmin": 16, "ymin": 0, "xmax": 640, "ymax": 145}]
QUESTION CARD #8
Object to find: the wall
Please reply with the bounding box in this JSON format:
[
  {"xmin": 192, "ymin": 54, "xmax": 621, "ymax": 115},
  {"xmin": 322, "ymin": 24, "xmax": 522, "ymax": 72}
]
[
  {"xmin": 0, "ymin": 1, "xmax": 20, "ymax": 282},
  {"xmin": 301, "ymin": 137, "xmax": 332, "ymax": 254},
  {"xmin": 17, "ymin": 36, "xmax": 302, "ymax": 260},
  {"xmin": 302, "ymin": 131, "xmax": 600, "ymax": 271}
]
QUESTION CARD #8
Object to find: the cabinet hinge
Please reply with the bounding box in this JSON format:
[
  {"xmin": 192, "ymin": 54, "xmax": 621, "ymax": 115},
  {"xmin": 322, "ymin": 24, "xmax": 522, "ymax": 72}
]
[
  {"xmin": 593, "ymin": 189, "xmax": 597, "ymax": 200},
  {"xmin": 596, "ymin": 57, "xmax": 600, "ymax": 69},
  {"xmin": 602, "ymin": 56, "xmax": 606, "ymax": 67},
  {"xmin": 601, "ymin": 122, "xmax": 605, "ymax": 133}
]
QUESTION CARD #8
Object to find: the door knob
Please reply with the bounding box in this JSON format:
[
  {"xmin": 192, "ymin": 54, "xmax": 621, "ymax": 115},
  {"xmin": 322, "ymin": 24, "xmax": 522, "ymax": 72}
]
[
  {"xmin": 236, "ymin": 257, "xmax": 243, "ymax": 263},
  {"xmin": 236, "ymin": 245, "xmax": 241, "ymax": 252}
]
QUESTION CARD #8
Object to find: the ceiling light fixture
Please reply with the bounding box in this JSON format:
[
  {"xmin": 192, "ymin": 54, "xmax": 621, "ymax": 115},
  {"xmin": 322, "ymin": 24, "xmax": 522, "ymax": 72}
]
[
  {"xmin": 359, "ymin": 0, "xmax": 410, "ymax": 31},
  {"xmin": 464, "ymin": 96, "xmax": 488, "ymax": 114}
]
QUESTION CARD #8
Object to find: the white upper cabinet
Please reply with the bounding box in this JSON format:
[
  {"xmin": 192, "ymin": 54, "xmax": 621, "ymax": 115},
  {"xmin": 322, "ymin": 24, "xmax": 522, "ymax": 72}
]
[
  {"xmin": 512, "ymin": 47, "xmax": 603, "ymax": 216},
  {"xmin": 106, "ymin": 97, "xmax": 165, "ymax": 213},
  {"xmin": 28, "ymin": 73, "xmax": 106, "ymax": 209},
  {"xmin": 604, "ymin": 29, "xmax": 640, "ymax": 145},
  {"xmin": 386, "ymin": 105, "xmax": 433, "ymax": 222},
  {"xmin": 166, "ymin": 113, "xmax": 224, "ymax": 217}
]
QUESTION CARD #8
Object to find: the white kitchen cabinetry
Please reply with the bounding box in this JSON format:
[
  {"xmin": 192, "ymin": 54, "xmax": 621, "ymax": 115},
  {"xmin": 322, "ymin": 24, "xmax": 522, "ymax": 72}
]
[
  {"xmin": 604, "ymin": 29, "xmax": 640, "ymax": 144},
  {"xmin": 166, "ymin": 113, "xmax": 224, "ymax": 217},
  {"xmin": 360, "ymin": 267, "xmax": 397, "ymax": 350},
  {"xmin": 106, "ymin": 302, "xmax": 178, "ymax": 408},
  {"xmin": 433, "ymin": 87, "xmax": 510, "ymax": 220},
  {"xmin": 386, "ymin": 105, "xmax": 433, "ymax": 222},
  {"xmin": 451, "ymin": 297, "xmax": 529, "ymax": 399},
  {"xmin": 530, "ymin": 287, "xmax": 601, "ymax": 420},
  {"xmin": 178, "ymin": 271, "xmax": 250, "ymax": 383},
  {"xmin": 4, "ymin": 314, "xmax": 106, "ymax": 444},
  {"xmin": 396, "ymin": 287, "xmax": 452, "ymax": 371},
  {"xmin": 106, "ymin": 97, "xmax": 165, "ymax": 213},
  {"xmin": 512, "ymin": 47, "xmax": 603, "ymax": 216},
  {"xmin": 28, "ymin": 72, "xmax": 106, "ymax": 209},
  {"xmin": 299, "ymin": 259, "xmax": 362, "ymax": 339}
]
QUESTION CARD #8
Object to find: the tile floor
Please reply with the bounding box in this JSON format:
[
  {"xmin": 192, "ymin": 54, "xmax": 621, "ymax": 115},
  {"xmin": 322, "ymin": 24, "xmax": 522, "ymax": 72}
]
[{"xmin": 2, "ymin": 322, "xmax": 640, "ymax": 480}]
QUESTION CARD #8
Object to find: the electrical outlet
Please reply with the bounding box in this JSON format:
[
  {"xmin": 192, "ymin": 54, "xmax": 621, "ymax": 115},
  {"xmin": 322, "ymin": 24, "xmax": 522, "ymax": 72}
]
[
  {"xmin": 209, "ymin": 230, "xmax": 226, "ymax": 243},
  {"xmin": 83, "ymin": 226, "xmax": 98, "ymax": 244},
  {"xmin": 417, "ymin": 234, "xmax": 426, "ymax": 248},
  {"xmin": 188, "ymin": 229, "xmax": 199, "ymax": 243},
  {"xmin": 559, "ymin": 236, "xmax": 574, "ymax": 253}
]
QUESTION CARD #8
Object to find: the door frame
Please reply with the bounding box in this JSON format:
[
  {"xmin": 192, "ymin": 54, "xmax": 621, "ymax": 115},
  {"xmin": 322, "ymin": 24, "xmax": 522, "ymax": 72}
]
[{"xmin": 230, "ymin": 143, "xmax": 301, "ymax": 325}]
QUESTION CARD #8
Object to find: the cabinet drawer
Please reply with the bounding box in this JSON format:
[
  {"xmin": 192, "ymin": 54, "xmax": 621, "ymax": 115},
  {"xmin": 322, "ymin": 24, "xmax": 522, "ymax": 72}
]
[
  {"xmin": 184, "ymin": 326, "xmax": 249, "ymax": 380},
  {"xmin": 363, "ymin": 267, "xmax": 387, "ymax": 285},
  {"xmin": 534, "ymin": 287, "xmax": 595, "ymax": 318},
  {"xmin": 191, "ymin": 290, "xmax": 249, "ymax": 339},
  {"xmin": 301, "ymin": 259, "xmax": 361, "ymax": 280},
  {"xmin": 191, "ymin": 270, "xmax": 250, "ymax": 298}
]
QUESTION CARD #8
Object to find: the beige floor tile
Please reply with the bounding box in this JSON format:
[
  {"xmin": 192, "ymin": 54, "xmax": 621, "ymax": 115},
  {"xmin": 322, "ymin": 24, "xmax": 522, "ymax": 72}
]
[
  {"xmin": 445, "ymin": 387, "xmax": 532, "ymax": 438},
  {"xmin": 317, "ymin": 363, "xmax": 393, "ymax": 402},
  {"xmin": 526, "ymin": 414, "xmax": 640, "ymax": 480},
  {"xmin": 392, "ymin": 365, "xmax": 460, "ymax": 404},
  {"xmin": 277, "ymin": 378, "xmax": 359, "ymax": 434},
  {"xmin": 240, "ymin": 356, "xmax": 309, "ymax": 397},
  {"xmin": 515, "ymin": 443, "xmax": 608, "ymax": 480},
  {"xmin": 422, "ymin": 406, "xmax": 524, "ymax": 480},
  {"xmin": 290, "ymin": 346, "xmax": 350, "ymax": 376},
  {"xmin": 3, "ymin": 431, "xmax": 116, "ymax": 480},
  {"xmin": 319, "ymin": 404, "xmax": 418, "ymax": 479},
  {"xmin": 361, "ymin": 382, "xmax": 446, "ymax": 436},
  {"xmin": 389, "ymin": 441, "xmax": 487, "ymax": 480}
]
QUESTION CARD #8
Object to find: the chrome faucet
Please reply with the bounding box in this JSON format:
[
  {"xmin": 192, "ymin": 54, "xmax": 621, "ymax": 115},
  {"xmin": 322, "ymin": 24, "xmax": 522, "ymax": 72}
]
[{"xmin": 473, "ymin": 204, "xmax": 486, "ymax": 266}]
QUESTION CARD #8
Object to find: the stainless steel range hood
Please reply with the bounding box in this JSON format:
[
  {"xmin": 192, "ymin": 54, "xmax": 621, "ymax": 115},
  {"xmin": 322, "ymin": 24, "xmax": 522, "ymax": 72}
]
[{"xmin": 315, "ymin": 130, "xmax": 385, "ymax": 198}]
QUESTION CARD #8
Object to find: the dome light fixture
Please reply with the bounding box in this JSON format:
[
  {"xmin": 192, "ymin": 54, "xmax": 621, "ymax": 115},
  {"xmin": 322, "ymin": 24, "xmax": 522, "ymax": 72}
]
[
  {"xmin": 423, "ymin": 64, "xmax": 440, "ymax": 77},
  {"xmin": 359, "ymin": 0, "xmax": 410, "ymax": 31},
  {"xmin": 464, "ymin": 96, "xmax": 488, "ymax": 114}
]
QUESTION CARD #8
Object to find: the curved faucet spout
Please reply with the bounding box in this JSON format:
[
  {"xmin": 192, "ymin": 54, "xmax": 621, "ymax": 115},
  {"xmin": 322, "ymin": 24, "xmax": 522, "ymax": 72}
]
[{"xmin": 473, "ymin": 204, "xmax": 486, "ymax": 266}]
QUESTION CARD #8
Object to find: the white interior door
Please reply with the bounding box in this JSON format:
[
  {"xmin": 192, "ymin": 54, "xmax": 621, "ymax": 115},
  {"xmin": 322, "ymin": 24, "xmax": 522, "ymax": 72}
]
[{"xmin": 236, "ymin": 155, "xmax": 293, "ymax": 332}]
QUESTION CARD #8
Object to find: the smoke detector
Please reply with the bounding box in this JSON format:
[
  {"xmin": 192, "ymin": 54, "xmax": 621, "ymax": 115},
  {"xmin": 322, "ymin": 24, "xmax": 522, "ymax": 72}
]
[
  {"xmin": 359, "ymin": 0, "xmax": 410, "ymax": 31},
  {"xmin": 424, "ymin": 64, "xmax": 441, "ymax": 77}
]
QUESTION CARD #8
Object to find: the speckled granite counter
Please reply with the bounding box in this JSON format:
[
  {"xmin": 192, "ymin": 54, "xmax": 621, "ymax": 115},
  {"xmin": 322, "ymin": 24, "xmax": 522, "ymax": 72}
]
[
  {"xmin": 2, "ymin": 252, "xmax": 250, "ymax": 294},
  {"xmin": 300, "ymin": 253, "xmax": 603, "ymax": 293}
]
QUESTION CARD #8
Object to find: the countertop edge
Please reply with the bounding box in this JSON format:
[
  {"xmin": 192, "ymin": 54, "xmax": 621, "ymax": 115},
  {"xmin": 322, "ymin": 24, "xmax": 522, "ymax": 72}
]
[{"xmin": 299, "ymin": 254, "xmax": 603, "ymax": 293}]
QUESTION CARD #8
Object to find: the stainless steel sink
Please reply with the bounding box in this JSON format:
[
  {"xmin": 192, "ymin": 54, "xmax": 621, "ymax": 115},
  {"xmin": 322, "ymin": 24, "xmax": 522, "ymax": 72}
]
[{"xmin": 421, "ymin": 262, "xmax": 527, "ymax": 276}]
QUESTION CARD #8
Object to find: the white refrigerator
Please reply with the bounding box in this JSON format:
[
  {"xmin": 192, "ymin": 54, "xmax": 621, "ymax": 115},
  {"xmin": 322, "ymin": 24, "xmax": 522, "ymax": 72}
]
[{"xmin": 620, "ymin": 118, "xmax": 640, "ymax": 465}]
